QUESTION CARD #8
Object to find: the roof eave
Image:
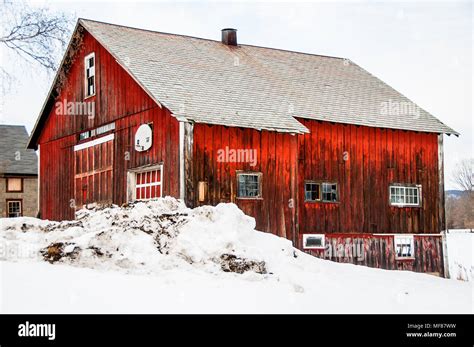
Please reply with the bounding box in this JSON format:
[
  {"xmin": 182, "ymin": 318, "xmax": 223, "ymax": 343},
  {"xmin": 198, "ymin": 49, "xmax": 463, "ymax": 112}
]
[
  {"xmin": 79, "ymin": 19, "xmax": 164, "ymax": 110},
  {"xmin": 27, "ymin": 18, "xmax": 166, "ymax": 150},
  {"xmin": 27, "ymin": 20, "xmax": 83, "ymax": 150}
]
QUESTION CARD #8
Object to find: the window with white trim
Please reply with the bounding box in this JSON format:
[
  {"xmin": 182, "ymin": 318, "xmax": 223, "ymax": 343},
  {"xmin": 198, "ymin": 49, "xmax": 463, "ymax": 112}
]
[
  {"xmin": 84, "ymin": 53, "xmax": 95, "ymax": 97},
  {"xmin": 303, "ymin": 234, "xmax": 325, "ymax": 249},
  {"xmin": 7, "ymin": 200, "xmax": 22, "ymax": 218},
  {"xmin": 135, "ymin": 168, "xmax": 162, "ymax": 200},
  {"xmin": 394, "ymin": 235, "xmax": 415, "ymax": 259},
  {"xmin": 389, "ymin": 184, "xmax": 421, "ymax": 206},
  {"xmin": 237, "ymin": 172, "xmax": 262, "ymax": 198}
]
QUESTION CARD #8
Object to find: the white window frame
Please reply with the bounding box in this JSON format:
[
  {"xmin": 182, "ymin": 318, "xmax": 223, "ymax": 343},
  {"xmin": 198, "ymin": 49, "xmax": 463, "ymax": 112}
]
[
  {"xmin": 84, "ymin": 52, "xmax": 96, "ymax": 98},
  {"xmin": 236, "ymin": 172, "xmax": 262, "ymax": 199},
  {"xmin": 7, "ymin": 200, "xmax": 22, "ymax": 218},
  {"xmin": 302, "ymin": 234, "xmax": 325, "ymax": 250},
  {"xmin": 127, "ymin": 164, "xmax": 164, "ymax": 202},
  {"xmin": 394, "ymin": 235, "xmax": 415, "ymax": 259},
  {"xmin": 389, "ymin": 184, "xmax": 422, "ymax": 207}
]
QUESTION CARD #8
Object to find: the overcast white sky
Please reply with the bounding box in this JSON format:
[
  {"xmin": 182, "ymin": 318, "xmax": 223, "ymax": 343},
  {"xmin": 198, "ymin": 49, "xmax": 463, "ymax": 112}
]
[{"xmin": 0, "ymin": 0, "xmax": 472, "ymax": 189}]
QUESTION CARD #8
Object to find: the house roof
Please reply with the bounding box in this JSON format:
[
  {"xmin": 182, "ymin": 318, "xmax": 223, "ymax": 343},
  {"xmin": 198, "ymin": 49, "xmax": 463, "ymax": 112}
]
[
  {"xmin": 0, "ymin": 125, "xmax": 38, "ymax": 176},
  {"xmin": 28, "ymin": 18, "xmax": 458, "ymax": 148}
]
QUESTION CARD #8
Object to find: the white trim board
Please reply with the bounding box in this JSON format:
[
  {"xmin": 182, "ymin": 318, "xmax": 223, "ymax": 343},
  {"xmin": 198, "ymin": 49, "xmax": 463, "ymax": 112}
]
[
  {"xmin": 179, "ymin": 121, "xmax": 185, "ymax": 200},
  {"xmin": 74, "ymin": 134, "xmax": 114, "ymax": 151}
]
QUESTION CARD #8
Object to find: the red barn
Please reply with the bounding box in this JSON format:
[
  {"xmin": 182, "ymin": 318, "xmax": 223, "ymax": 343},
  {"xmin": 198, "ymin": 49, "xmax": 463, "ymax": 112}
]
[{"xmin": 27, "ymin": 19, "xmax": 458, "ymax": 275}]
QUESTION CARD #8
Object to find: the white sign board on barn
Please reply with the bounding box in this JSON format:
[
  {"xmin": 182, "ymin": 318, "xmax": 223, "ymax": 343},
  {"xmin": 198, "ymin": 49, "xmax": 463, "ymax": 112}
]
[{"xmin": 134, "ymin": 124, "xmax": 153, "ymax": 152}]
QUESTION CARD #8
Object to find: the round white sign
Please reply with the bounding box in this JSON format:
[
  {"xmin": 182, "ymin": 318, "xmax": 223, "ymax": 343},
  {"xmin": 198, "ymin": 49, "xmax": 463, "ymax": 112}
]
[{"xmin": 134, "ymin": 124, "xmax": 153, "ymax": 152}]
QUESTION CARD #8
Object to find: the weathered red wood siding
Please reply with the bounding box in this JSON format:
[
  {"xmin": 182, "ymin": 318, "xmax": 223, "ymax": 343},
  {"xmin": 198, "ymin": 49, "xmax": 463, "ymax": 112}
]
[
  {"xmin": 297, "ymin": 119, "xmax": 440, "ymax": 235},
  {"xmin": 39, "ymin": 135, "xmax": 76, "ymax": 221},
  {"xmin": 113, "ymin": 108, "xmax": 179, "ymax": 205},
  {"xmin": 302, "ymin": 234, "xmax": 444, "ymax": 275},
  {"xmin": 189, "ymin": 120, "xmax": 441, "ymax": 242},
  {"xmin": 190, "ymin": 124, "xmax": 298, "ymax": 241},
  {"xmin": 37, "ymin": 29, "xmax": 179, "ymax": 220}
]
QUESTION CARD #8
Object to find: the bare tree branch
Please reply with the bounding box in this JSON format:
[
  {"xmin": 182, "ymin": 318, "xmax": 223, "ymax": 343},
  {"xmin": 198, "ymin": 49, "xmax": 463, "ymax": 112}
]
[
  {"xmin": 451, "ymin": 158, "xmax": 474, "ymax": 192},
  {"xmin": 0, "ymin": 0, "xmax": 74, "ymax": 92}
]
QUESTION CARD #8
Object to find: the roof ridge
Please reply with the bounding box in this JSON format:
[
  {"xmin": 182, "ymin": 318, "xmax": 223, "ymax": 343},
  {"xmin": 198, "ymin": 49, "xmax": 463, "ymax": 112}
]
[
  {"xmin": 78, "ymin": 18, "xmax": 347, "ymax": 61},
  {"xmin": 0, "ymin": 124, "xmax": 27, "ymax": 127},
  {"xmin": 27, "ymin": 17, "xmax": 458, "ymax": 148}
]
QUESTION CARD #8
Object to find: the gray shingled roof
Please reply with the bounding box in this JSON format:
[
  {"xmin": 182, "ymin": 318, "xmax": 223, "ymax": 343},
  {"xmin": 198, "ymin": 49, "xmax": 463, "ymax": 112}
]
[
  {"xmin": 79, "ymin": 19, "xmax": 458, "ymax": 135},
  {"xmin": 33, "ymin": 19, "xmax": 458, "ymax": 141},
  {"xmin": 0, "ymin": 125, "xmax": 38, "ymax": 175}
]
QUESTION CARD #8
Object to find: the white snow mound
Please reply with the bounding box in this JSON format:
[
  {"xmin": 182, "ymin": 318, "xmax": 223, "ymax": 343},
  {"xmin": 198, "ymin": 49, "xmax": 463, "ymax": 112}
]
[
  {"xmin": 0, "ymin": 197, "xmax": 293, "ymax": 276},
  {"xmin": 1, "ymin": 197, "xmax": 472, "ymax": 313}
]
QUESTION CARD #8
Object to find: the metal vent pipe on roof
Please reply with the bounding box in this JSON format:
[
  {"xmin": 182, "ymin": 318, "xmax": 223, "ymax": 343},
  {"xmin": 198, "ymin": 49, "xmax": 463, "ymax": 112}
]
[{"xmin": 221, "ymin": 28, "xmax": 237, "ymax": 46}]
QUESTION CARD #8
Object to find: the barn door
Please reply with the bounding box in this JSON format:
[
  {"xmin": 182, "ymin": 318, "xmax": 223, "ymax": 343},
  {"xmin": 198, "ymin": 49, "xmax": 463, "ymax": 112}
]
[{"xmin": 74, "ymin": 134, "xmax": 114, "ymax": 208}]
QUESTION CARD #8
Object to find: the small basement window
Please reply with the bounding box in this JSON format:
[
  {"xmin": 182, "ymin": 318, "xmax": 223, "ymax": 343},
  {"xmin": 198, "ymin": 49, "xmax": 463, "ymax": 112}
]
[
  {"xmin": 394, "ymin": 235, "xmax": 415, "ymax": 259},
  {"xmin": 237, "ymin": 172, "xmax": 262, "ymax": 198},
  {"xmin": 84, "ymin": 52, "xmax": 95, "ymax": 97},
  {"xmin": 322, "ymin": 182, "xmax": 338, "ymax": 202},
  {"xmin": 7, "ymin": 200, "xmax": 22, "ymax": 218},
  {"xmin": 305, "ymin": 182, "xmax": 320, "ymax": 201},
  {"xmin": 6, "ymin": 178, "xmax": 22, "ymax": 192},
  {"xmin": 303, "ymin": 234, "xmax": 325, "ymax": 249},
  {"xmin": 389, "ymin": 184, "xmax": 421, "ymax": 207}
]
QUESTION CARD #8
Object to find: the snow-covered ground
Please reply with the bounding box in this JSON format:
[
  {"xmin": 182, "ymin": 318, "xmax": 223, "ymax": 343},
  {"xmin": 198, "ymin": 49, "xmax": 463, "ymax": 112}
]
[
  {"xmin": 446, "ymin": 230, "xmax": 473, "ymax": 281},
  {"xmin": 0, "ymin": 198, "xmax": 472, "ymax": 313}
]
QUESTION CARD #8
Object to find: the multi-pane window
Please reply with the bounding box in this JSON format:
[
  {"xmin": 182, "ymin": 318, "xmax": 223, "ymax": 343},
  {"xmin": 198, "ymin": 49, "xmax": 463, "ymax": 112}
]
[
  {"xmin": 135, "ymin": 169, "xmax": 162, "ymax": 200},
  {"xmin": 322, "ymin": 183, "xmax": 338, "ymax": 202},
  {"xmin": 6, "ymin": 178, "xmax": 22, "ymax": 192},
  {"xmin": 7, "ymin": 200, "xmax": 22, "ymax": 217},
  {"xmin": 84, "ymin": 53, "xmax": 95, "ymax": 97},
  {"xmin": 305, "ymin": 181, "xmax": 338, "ymax": 202},
  {"xmin": 394, "ymin": 235, "xmax": 415, "ymax": 259},
  {"xmin": 237, "ymin": 173, "xmax": 261, "ymax": 198},
  {"xmin": 389, "ymin": 185, "xmax": 421, "ymax": 206},
  {"xmin": 305, "ymin": 182, "xmax": 320, "ymax": 201}
]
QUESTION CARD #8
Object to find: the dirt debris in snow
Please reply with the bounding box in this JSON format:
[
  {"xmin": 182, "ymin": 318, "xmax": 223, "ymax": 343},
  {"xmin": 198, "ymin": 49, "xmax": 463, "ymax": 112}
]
[
  {"xmin": 40, "ymin": 242, "xmax": 81, "ymax": 263},
  {"xmin": 220, "ymin": 254, "xmax": 266, "ymax": 274}
]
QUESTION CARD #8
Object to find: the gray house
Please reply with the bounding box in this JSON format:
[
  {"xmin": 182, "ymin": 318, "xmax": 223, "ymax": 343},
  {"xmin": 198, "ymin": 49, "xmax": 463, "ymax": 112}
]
[{"xmin": 0, "ymin": 125, "xmax": 38, "ymax": 217}]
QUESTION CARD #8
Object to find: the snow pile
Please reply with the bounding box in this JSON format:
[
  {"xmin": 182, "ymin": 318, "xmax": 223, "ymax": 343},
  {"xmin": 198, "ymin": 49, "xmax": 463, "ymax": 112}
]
[
  {"xmin": 1, "ymin": 197, "xmax": 472, "ymax": 313},
  {"xmin": 446, "ymin": 230, "xmax": 474, "ymax": 281},
  {"xmin": 0, "ymin": 197, "xmax": 293, "ymax": 276}
]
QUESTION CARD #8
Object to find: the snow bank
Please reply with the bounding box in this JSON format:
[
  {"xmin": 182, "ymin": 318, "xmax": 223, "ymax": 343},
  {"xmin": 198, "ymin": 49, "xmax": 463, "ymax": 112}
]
[
  {"xmin": 0, "ymin": 197, "xmax": 292, "ymax": 276},
  {"xmin": 446, "ymin": 230, "xmax": 474, "ymax": 281},
  {"xmin": 1, "ymin": 198, "xmax": 472, "ymax": 313}
]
